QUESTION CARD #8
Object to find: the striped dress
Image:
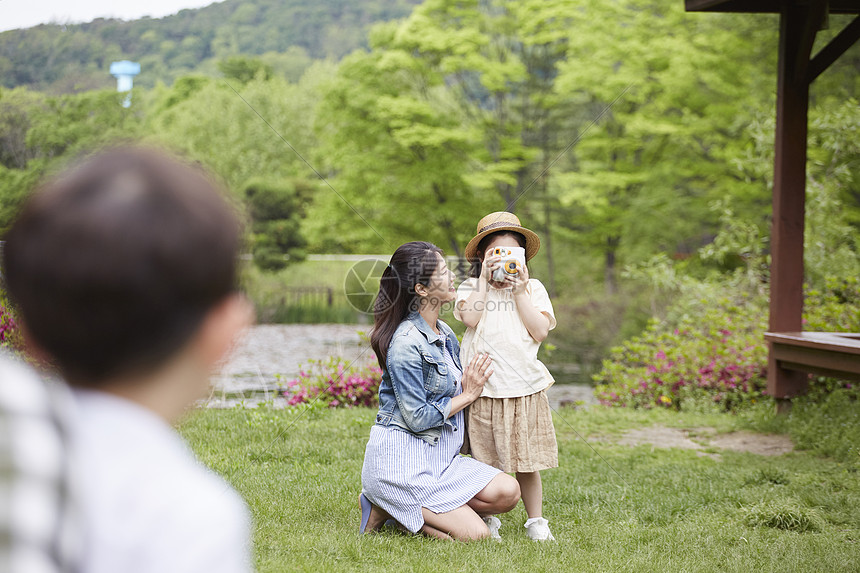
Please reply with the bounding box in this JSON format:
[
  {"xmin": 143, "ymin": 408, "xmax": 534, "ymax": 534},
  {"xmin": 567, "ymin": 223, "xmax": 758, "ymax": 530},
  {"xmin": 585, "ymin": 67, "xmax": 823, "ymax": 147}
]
[{"xmin": 361, "ymin": 336, "xmax": 502, "ymax": 533}]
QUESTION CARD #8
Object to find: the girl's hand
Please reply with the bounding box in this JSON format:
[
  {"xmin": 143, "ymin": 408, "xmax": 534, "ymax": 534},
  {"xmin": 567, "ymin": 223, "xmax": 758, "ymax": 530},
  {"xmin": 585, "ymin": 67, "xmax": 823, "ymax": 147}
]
[
  {"xmin": 461, "ymin": 353, "xmax": 493, "ymax": 400},
  {"xmin": 506, "ymin": 261, "xmax": 529, "ymax": 295},
  {"xmin": 480, "ymin": 248, "xmax": 503, "ymax": 285}
]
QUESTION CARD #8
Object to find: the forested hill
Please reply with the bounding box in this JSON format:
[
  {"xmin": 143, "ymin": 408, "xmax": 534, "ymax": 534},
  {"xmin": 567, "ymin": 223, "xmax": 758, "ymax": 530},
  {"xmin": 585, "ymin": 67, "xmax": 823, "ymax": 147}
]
[{"xmin": 0, "ymin": 0, "xmax": 420, "ymax": 93}]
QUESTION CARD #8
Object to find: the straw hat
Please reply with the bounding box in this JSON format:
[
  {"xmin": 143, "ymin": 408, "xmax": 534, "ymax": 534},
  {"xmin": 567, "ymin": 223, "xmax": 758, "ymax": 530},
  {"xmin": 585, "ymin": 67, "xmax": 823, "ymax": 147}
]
[{"xmin": 464, "ymin": 211, "xmax": 540, "ymax": 262}]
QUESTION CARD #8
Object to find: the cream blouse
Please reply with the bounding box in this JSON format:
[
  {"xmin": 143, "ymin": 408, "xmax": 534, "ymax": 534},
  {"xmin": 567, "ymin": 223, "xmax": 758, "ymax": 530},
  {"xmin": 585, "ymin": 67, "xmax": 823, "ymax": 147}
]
[{"xmin": 454, "ymin": 277, "xmax": 556, "ymax": 398}]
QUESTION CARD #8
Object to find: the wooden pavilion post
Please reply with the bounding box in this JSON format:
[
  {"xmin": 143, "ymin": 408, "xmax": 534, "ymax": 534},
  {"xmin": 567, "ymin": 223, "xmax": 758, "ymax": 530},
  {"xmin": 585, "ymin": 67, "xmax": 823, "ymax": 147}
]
[
  {"xmin": 767, "ymin": 3, "xmax": 824, "ymax": 405},
  {"xmin": 687, "ymin": 0, "xmax": 860, "ymax": 412}
]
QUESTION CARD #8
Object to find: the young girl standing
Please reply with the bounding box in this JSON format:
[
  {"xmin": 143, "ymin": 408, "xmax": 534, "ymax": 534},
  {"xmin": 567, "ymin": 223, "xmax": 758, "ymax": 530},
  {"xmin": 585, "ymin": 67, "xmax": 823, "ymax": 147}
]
[{"xmin": 454, "ymin": 212, "xmax": 558, "ymax": 541}]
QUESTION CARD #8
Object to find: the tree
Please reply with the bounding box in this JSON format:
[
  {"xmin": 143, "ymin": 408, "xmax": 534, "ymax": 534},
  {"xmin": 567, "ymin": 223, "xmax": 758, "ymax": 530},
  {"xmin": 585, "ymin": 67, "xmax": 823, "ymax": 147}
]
[
  {"xmin": 312, "ymin": 36, "xmax": 497, "ymax": 258},
  {"xmin": 217, "ymin": 56, "xmax": 273, "ymax": 84},
  {"xmin": 0, "ymin": 87, "xmax": 144, "ymax": 235},
  {"xmin": 0, "ymin": 87, "xmax": 44, "ymax": 169},
  {"xmin": 25, "ymin": 89, "xmax": 144, "ymax": 160},
  {"xmin": 244, "ymin": 178, "xmax": 311, "ymax": 270},
  {"xmin": 312, "ymin": 0, "xmax": 589, "ymax": 276},
  {"xmin": 551, "ymin": 0, "xmax": 777, "ymax": 293},
  {"xmin": 145, "ymin": 65, "xmax": 331, "ymax": 194},
  {"xmin": 0, "ymin": 163, "xmax": 43, "ymax": 236}
]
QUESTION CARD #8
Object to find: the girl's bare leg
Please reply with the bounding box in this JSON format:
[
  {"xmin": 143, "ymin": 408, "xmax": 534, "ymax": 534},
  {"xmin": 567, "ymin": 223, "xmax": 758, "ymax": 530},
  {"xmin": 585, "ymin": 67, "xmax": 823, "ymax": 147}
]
[
  {"xmin": 515, "ymin": 471, "xmax": 542, "ymax": 518},
  {"xmin": 466, "ymin": 473, "xmax": 521, "ymax": 516}
]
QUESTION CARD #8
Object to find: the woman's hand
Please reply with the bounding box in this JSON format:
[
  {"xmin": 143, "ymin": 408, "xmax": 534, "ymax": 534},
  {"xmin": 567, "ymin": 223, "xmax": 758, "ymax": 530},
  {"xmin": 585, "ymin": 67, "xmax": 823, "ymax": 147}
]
[
  {"xmin": 448, "ymin": 353, "xmax": 493, "ymax": 418},
  {"xmin": 461, "ymin": 353, "xmax": 493, "ymax": 400}
]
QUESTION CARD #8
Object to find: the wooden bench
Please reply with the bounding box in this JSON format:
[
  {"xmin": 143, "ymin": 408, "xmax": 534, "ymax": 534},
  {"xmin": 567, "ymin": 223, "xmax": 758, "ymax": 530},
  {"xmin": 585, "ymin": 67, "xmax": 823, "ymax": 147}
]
[{"xmin": 765, "ymin": 331, "xmax": 860, "ymax": 383}]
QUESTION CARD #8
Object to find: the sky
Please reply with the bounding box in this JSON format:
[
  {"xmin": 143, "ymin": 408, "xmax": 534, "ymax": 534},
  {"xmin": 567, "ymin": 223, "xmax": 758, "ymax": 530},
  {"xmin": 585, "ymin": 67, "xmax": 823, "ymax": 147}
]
[{"xmin": 0, "ymin": 0, "xmax": 224, "ymax": 32}]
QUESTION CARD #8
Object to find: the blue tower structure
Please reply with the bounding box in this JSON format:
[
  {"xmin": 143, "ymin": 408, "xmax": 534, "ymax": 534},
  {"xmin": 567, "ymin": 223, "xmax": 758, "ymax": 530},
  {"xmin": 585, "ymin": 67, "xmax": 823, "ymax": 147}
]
[{"xmin": 109, "ymin": 61, "xmax": 141, "ymax": 108}]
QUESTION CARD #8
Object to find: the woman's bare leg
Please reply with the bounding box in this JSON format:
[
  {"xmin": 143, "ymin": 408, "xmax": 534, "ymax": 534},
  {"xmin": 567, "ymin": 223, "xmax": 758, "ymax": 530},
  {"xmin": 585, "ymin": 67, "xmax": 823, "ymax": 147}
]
[
  {"xmin": 421, "ymin": 505, "xmax": 489, "ymax": 541},
  {"xmin": 516, "ymin": 471, "xmax": 542, "ymax": 518},
  {"xmin": 363, "ymin": 500, "xmax": 393, "ymax": 532},
  {"xmin": 466, "ymin": 473, "xmax": 521, "ymax": 516},
  {"xmin": 419, "ymin": 522, "xmax": 453, "ymax": 540}
]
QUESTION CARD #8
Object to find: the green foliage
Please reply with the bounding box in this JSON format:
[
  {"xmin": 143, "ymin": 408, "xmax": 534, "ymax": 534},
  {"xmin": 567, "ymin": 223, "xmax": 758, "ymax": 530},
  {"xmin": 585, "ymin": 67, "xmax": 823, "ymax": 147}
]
[
  {"xmin": 312, "ymin": 45, "xmax": 494, "ymax": 254},
  {"xmin": 146, "ymin": 64, "xmax": 332, "ymax": 194},
  {"xmin": 0, "ymin": 0, "xmax": 419, "ymax": 92},
  {"xmin": 25, "ymin": 89, "xmax": 144, "ymax": 158},
  {"xmin": 257, "ymin": 47, "xmax": 314, "ymax": 83},
  {"xmin": 805, "ymin": 277, "xmax": 860, "ymax": 333},
  {"xmin": 548, "ymin": 282, "xmax": 652, "ymax": 382},
  {"xmin": 551, "ymin": 1, "xmax": 777, "ymax": 288},
  {"xmin": 0, "ymin": 86, "xmax": 146, "ymax": 235},
  {"xmin": 0, "ymin": 162, "xmax": 42, "ymax": 236},
  {"xmin": 243, "ymin": 178, "xmax": 310, "ymax": 271},
  {"xmin": 0, "ymin": 87, "xmax": 44, "ymax": 169},
  {"xmin": 217, "ymin": 56, "xmax": 272, "ymax": 84},
  {"xmin": 804, "ymin": 100, "xmax": 860, "ymax": 285}
]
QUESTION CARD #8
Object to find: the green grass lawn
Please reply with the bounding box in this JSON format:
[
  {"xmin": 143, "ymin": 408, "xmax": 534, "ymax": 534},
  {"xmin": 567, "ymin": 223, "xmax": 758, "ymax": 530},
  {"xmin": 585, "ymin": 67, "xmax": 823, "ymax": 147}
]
[{"xmin": 180, "ymin": 394, "xmax": 860, "ymax": 572}]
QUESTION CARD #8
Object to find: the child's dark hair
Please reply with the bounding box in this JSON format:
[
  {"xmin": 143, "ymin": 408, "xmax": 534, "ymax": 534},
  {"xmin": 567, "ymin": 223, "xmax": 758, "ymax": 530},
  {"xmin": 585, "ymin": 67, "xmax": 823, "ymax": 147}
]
[
  {"xmin": 469, "ymin": 231, "xmax": 527, "ymax": 278},
  {"xmin": 370, "ymin": 241, "xmax": 443, "ymax": 369},
  {"xmin": 2, "ymin": 146, "xmax": 242, "ymax": 386}
]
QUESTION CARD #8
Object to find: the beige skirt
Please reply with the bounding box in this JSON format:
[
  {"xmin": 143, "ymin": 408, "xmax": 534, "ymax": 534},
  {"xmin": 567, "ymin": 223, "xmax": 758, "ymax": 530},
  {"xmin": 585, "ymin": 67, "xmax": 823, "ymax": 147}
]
[{"xmin": 465, "ymin": 390, "xmax": 558, "ymax": 473}]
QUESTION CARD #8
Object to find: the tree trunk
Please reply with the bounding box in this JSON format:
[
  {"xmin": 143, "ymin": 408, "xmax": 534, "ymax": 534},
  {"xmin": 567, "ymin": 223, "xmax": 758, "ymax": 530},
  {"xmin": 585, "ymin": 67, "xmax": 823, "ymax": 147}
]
[
  {"xmin": 543, "ymin": 194, "xmax": 556, "ymax": 298},
  {"xmin": 539, "ymin": 136, "xmax": 556, "ymax": 297},
  {"xmin": 605, "ymin": 236, "xmax": 619, "ymax": 295}
]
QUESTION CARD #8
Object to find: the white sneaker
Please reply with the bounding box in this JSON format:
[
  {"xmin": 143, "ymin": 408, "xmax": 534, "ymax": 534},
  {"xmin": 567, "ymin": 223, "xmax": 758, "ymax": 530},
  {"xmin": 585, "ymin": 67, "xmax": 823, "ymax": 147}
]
[
  {"xmin": 524, "ymin": 517, "xmax": 556, "ymax": 541},
  {"xmin": 483, "ymin": 516, "xmax": 502, "ymax": 541}
]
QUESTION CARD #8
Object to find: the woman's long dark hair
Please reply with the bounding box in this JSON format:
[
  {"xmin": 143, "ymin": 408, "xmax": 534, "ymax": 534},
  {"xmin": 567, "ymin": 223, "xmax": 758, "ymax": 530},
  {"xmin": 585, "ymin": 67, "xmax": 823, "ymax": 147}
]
[
  {"xmin": 469, "ymin": 231, "xmax": 527, "ymax": 278},
  {"xmin": 370, "ymin": 241, "xmax": 443, "ymax": 369}
]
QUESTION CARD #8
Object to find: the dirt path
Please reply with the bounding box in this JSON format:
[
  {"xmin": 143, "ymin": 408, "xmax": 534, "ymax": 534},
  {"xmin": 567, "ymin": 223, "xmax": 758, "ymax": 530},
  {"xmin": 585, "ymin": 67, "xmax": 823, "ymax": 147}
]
[{"xmin": 612, "ymin": 424, "xmax": 794, "ymax": 458}]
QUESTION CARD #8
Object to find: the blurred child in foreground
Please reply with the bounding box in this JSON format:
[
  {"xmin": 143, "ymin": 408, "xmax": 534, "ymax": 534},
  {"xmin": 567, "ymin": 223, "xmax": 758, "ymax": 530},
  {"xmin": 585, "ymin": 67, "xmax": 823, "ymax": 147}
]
[{"xmin": 3, "ymin": 147, "xmax": 255, "ymax": 573}]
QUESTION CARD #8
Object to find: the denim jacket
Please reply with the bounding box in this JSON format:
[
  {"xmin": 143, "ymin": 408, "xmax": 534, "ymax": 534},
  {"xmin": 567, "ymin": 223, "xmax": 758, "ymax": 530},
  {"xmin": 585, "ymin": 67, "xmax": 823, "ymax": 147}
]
[{"xmin": 374, "ymin": 311, "xmax": 463, "ymax": 445}]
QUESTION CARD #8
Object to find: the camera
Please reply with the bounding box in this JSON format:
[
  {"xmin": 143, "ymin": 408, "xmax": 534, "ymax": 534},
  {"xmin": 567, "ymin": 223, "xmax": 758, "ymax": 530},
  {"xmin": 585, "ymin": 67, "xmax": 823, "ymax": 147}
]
[{"xmin": 490, "ymin": 246, "xmax": 525, "ymax": 283}]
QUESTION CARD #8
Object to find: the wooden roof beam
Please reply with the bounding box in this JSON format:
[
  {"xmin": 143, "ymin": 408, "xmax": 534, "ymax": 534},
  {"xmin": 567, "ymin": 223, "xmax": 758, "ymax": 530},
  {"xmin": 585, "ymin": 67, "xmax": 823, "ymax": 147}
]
[
  {"xmin": 808, "ymin": 15, "xmax": 860, "ymax": 81},
  {"xmin": 791, "ymin": 0, "xmax": 828, "ymax": 84},
  {"xmin": 686, "ymin": 0, "xmax": 860, "ymax": 14}
]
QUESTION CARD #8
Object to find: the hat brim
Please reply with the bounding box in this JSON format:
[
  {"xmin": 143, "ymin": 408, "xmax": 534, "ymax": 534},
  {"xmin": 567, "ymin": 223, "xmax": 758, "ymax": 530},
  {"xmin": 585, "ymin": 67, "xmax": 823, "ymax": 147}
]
[{"xmin": 465, "ymin": 224, "xmax": 540, "ymax": 262}]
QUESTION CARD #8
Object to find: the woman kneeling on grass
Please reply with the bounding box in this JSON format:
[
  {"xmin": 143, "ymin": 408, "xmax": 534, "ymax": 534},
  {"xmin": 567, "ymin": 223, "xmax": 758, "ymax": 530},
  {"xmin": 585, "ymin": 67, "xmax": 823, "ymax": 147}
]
[{"xmin": 360, "ymin": 242, "xmax": 521, "ymax": 541}]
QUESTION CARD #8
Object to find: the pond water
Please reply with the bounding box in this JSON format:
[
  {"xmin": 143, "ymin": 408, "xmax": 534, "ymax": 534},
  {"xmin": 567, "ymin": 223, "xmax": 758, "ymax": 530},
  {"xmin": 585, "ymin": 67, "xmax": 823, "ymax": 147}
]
[{"xmin": 205, "ymin": 324, "xmax": 595, "ymax": 410}]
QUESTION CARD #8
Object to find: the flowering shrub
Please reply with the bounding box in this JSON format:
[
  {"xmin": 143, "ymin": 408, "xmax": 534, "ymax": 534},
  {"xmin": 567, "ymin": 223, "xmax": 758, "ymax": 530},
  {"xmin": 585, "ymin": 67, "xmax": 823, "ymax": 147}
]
[
  {"xmin": 595, "ymin": 278, "xmax": 860, "ymax": 411},
  {"xmin": 0, "ymin": 288, "xmax": 22, "ymax": 352},
  {"xmin": 595, "ymin": 295, "xmax": 768, "ymax": 411},
  {"xmin": 283, "ymin": 355, "xmax": 382, "ymax": 408}
]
